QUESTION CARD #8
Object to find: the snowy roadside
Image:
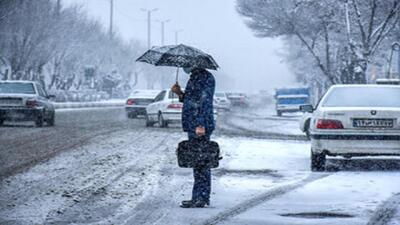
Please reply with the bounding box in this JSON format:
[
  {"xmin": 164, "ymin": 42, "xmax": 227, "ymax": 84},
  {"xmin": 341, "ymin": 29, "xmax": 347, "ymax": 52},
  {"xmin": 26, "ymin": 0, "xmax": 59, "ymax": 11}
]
[{"xmin": 147, "ymin": 137, "xmax": 400, "ymax": 225}]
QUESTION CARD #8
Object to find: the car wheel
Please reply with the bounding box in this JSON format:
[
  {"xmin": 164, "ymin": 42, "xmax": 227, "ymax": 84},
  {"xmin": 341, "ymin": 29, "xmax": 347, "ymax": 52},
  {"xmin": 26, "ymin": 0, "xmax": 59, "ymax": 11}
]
[
  {"xmin": 47, "ymin": 111, "xmax": 55, "ymax": 126},
  {"xmin": 311, "ymin": 149, "xmax": 326, "ymax": 172},
  {"xmin": 128, "ymin": 112, "xmax": 137, "ymax": 119},
  {"xmin": 158, "ymin": 112, "xmax": 168, "ymax": 128},
  {"xmin": 277, "ymin": 111, "xmax": 282, "ymax": 116},
  {"xmin": 35, "ymin": 112, "xmax": 44, "ymax": 127},
  {"xmin": 305, "ymin": 120, "xmax": 311, "ymax": 140},
  {"xmin": 145, "ymin": 114, "xmax": 154, "ymax": 127}
]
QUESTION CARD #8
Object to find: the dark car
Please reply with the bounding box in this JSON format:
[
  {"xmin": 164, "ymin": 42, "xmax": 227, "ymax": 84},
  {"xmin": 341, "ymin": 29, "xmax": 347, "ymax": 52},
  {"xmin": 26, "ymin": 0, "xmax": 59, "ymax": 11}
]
[{"xmin": 0, "ymin": 81, "xmax": 55, "ymax": 127}]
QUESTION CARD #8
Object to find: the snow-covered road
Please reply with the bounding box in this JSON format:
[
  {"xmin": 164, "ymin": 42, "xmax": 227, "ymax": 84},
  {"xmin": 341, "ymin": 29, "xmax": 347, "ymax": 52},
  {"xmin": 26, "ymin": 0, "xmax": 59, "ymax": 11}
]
[{"xmin": 1, "ymin": 107, "xmax": 399, "ymax": 225}]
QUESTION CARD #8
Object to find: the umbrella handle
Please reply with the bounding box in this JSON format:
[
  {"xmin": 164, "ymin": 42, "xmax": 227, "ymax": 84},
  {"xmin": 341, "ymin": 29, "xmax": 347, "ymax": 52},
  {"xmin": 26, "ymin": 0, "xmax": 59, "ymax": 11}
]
[{"xmin": 175, "ymin": 68, "xmax": 179, "ymax": 83}]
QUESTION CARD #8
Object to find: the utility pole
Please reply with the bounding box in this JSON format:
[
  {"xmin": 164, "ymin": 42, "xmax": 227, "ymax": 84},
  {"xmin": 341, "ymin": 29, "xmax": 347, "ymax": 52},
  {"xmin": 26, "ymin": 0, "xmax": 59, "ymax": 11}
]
[
  {"xmin": 109, "ymin": 0, "xmax": 114, "ymax": 39},
  {"xmin": 56, "ymin": 0, "xmax": 61, "ymax": 17},
  {"xmin": 141, "ymin": 8, "xmax": 158, "ymax": 49},
  {"xmin": 387, "ymin": 42, "xmax": 400, "ymax": 79},
  {"xmin": 174, "ymin": 29, "xmax": 183, "ymax": 45},
  {"xmin": 157, "ymin": 19, "xmax": 170, "ymax": 45}
]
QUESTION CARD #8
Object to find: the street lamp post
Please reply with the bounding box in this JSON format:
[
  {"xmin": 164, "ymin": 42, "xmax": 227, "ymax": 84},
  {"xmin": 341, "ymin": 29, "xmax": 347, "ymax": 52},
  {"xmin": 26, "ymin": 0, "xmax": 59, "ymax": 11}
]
[
  {"xmin": 157, "ymin": 19, "xmax": 170, "ymax": 45},
  {"xmin": 141, "ymin": 8, "xmax": 158, "ymax": 49},
  {"xmin": 174, "ymin": 29, "xmax": 184, "ymax": 45}
]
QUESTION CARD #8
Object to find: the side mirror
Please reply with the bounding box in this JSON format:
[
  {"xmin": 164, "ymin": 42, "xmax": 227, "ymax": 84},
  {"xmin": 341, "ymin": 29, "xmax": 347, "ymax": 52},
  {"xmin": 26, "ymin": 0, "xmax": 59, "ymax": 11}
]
[{"xmin": 300, "ymin": 104, "xmax": 314, "ymax": 113}]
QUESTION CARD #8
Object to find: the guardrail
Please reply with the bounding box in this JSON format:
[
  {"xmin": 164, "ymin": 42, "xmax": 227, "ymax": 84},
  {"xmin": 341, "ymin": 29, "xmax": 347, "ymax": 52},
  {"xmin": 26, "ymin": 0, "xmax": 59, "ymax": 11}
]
[{"xmin": 54, "ymin": 99, "xmax": 125, "ymax": 109}]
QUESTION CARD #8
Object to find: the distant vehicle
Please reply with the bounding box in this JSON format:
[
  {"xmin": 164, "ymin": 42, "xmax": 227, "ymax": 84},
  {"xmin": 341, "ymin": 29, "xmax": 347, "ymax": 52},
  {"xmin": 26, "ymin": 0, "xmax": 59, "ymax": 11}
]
[
  {"xmin": 125, "ymin": 90, "xmax": 160, "ymax": 118},
  {"xmin": 0, "ymin": 81, "xmax": 55, "ymax": 127},
  {"xmin": 275, "ymin": 87, "xmax": 310, "ymax": 116},
  {"xmin": 376, "ymin": 78, "xmax": 400, "ymax": 85},
  {"xmin": 145, "ymin": 89, "xmax": 183, "ymax": 127},
  {"xmin": 226, "ymin": 92, "xmax": 248, "ymax": 107},
  {"xmin": 214, "ymin": 92, "xmax": 231, "ymax": 111},
  {"xmin": 301, "ymin": 85, "xmax": 400, "ymax": 171}
]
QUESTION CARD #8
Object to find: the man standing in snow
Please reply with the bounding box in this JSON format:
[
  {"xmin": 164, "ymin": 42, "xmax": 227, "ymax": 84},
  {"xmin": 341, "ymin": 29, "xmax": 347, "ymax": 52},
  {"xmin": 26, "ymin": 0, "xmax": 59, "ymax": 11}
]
[{"xmin": 171, "ymin": 67, "xmax": 215, "ymax": 208}]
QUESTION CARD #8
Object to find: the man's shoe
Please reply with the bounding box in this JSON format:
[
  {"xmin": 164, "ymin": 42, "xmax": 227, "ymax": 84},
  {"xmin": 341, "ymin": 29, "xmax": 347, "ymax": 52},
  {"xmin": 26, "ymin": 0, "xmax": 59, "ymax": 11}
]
[{"xmin": 180, "ymin": 200, "xmax": 208, "ymax": 208}]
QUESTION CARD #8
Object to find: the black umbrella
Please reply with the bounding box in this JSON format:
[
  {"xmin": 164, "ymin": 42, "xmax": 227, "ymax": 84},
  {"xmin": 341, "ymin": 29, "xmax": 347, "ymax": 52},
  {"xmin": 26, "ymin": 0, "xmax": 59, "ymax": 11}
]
[{"xmin": 136, "ymin": 44, "xmax": 219, "ymax": 81}]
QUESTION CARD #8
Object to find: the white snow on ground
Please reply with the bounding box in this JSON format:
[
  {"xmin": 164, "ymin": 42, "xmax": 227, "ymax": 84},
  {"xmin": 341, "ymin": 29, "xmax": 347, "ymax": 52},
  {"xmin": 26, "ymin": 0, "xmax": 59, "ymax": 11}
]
[
  {"xmin": 153, "ymin": 137, "xmax": 314, "ymax": 225},
  {"xmin": 220, "ymin": 138, "xmax": 310, "ymax": 171}
]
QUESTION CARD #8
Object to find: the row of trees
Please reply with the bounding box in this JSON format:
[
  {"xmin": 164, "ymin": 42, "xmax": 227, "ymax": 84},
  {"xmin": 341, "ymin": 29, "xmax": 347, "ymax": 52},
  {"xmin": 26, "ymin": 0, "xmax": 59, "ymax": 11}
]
[
  {"xmin": 0, "ymin": 0, "xmax": 150, "ymax": 93},
  {"xmin": 237, "ymin": 0, "xmax": 400, "ymax": 92}
]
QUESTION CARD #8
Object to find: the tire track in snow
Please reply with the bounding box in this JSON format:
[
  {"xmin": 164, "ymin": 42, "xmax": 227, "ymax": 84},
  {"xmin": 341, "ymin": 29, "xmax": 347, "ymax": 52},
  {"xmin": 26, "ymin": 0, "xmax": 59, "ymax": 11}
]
[
  {"xmin": 218, "ymin": 113, "xmax": 307, "ymax": 141},
  {"xmin": 367, "ymin": 193, "xmax": 400, "ymax": 225},
  {"xmin": 44, "ymin": 131, "xmax": 179, "ymax": 225},
  {"xmin": 117, "ymin": 133, "xmax": 184, "ymax": 225},
  {"xmin": 0, "ymin": 127, "xmax": 123, "ymax": 180},
  {"xmin": 198, "ymin": 173, "xmax": 331, "ymax": 225}
]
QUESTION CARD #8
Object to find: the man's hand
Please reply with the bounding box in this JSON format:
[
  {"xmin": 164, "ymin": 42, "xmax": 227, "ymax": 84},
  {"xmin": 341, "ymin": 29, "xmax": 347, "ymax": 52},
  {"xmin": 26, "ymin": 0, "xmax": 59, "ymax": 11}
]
[
  {"xmin": 195, "ymin": 126, "xmax": 206, "ymax": 136},
  {"xmin": 171, "ymin": 83, "xmax": 183, "ymax": 96}
]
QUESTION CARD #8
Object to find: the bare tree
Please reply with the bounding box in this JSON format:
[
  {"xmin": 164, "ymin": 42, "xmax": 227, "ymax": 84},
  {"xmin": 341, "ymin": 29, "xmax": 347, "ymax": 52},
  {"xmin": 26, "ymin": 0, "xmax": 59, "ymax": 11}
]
[{"xmin": 237, "ymin": 0, "xmax": 400, "ymax": 86}]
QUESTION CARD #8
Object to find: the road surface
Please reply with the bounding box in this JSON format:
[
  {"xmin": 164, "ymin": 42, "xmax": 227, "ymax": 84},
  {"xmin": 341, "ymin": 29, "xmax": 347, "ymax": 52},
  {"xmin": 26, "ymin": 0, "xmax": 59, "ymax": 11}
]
[{"xmin": 1, "ymin": 107, "xmax": 399, "ymax": 225}]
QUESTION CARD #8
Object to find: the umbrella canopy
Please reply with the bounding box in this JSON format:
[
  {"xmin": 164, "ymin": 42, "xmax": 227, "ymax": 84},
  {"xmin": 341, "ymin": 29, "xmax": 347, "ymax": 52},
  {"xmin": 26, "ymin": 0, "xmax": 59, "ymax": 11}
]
[{"xmin": 136, "ymin": 44, "xmax": 219, "ymax": 70}]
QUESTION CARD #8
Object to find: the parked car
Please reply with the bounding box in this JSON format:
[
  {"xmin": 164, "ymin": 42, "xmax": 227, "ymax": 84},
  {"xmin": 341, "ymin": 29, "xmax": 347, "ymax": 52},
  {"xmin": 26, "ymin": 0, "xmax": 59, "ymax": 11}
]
[
  {"xmin": 301, "ymin": 85, "xmax": 400, "ymax": 171},
  {"xmin": 214, "ymin": 92, "xmax": 231, "ymax": 111},
  {"xmin": 125, "ymin": 89, "xmax": 160, "ymax": 118},
  {"xmin": 145, "ymin": 89, "xmax": 183, "ymax": 127},
  {"xmin": 0, "ymin": 80, "xmax": 55, "ymax": 127},
  {"xmin": 226, "ymin": 92, "xmax": 248, "ymax": 107}
]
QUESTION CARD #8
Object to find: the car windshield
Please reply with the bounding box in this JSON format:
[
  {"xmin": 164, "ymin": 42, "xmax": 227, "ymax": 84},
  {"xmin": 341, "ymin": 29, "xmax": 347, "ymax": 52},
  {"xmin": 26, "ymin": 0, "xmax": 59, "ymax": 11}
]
[
  {"xmin": 215, "ymin": 93, "xmax": 225, "ymax": 97},
  {"xmin": 322, "ymin": 86, "xmax": 400, "ymax": 107},
  {"xmin": 0, "ymin": 83, "xmax": 36, "ymax": 94}
]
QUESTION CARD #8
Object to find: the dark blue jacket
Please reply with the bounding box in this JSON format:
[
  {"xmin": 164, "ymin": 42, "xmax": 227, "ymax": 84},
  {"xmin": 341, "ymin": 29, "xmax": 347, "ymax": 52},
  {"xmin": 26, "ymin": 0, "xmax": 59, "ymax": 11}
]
[{"xmin": 180, "ymin": 69, "xmax": 215, "ymax": 133}]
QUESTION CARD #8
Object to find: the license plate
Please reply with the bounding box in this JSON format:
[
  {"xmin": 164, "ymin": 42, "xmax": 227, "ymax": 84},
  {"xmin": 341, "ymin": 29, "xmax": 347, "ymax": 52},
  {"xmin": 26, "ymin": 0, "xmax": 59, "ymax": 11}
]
[{"xmin": 353, "ymin": 119, "xmax": 394, "ymax": 128}]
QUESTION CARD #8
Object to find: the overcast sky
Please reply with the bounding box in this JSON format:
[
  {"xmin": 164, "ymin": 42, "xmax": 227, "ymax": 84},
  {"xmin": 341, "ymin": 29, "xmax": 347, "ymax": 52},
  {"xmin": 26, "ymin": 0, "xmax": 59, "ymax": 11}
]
[{"xmin": 66, "ymin": 0, "xmax": 296, "ymax": 93}]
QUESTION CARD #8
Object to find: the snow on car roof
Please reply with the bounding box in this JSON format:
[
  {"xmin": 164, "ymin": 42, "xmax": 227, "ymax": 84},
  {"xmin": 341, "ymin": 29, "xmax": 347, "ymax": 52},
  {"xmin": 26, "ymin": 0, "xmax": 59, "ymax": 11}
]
[{"xmin": 129, "ymin": 90, "xmax": 160, "ymax": 98}]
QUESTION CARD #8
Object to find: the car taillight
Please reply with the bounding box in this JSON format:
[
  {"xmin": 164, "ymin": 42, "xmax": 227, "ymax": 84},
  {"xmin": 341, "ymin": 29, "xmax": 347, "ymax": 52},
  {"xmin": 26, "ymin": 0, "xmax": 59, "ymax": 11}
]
[
  {"xmin": 26, "ymin": 99, "xmax": 37, "ymax": 108},
  {"xmin": 168, "ymin": 103, "xmax": 182, "ymax": 109},
  {"xmin": 126, "ymin": 99, "xmax": 135, "ymax": 105},
  {"xmin": 316, "ymin": 119, "xmax": 344, "ymax": 129}
]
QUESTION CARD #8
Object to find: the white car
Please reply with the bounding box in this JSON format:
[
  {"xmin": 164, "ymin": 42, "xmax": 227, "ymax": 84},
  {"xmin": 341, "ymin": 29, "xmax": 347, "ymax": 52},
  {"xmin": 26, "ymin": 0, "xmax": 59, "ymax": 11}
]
[
  {"xmin": 125, "ymin": 89, "xmax": 160, "ymax": 118},
  {"xmin": 145, "ymin": 89, "xmax": 182, "ymax": 127},
  {"xmin": 301, "ymin": 85, "xmax": 400, "ymax": 171},
  {"xmin": 0, "ymin": 80, "xmax": 55, "ymax": 127},
  {"xmin": 214, "ymin": 92, "xmax": 231, "ymax": 111}
]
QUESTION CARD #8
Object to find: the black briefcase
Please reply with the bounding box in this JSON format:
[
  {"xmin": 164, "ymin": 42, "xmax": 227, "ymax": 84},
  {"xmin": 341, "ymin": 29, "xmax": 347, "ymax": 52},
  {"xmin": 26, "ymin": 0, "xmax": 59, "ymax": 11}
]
[{"xmin": 177, "ymin": 137, "xmax": 221, "ymax": 168}]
